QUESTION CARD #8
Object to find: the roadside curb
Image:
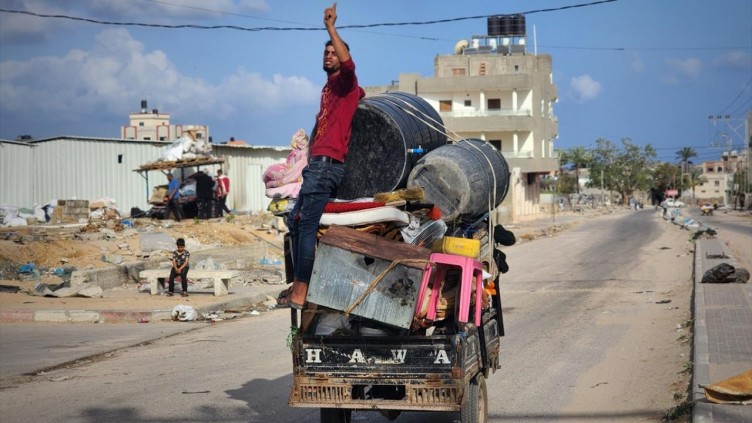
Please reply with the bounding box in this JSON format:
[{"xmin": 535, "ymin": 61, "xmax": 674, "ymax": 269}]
[
  {"xmin": 0, "ymin": 291, "xmax": 269, "ymax": 324},
  {"xmin": 691, "ymin": 237, "xmax": 751, "ymax": 423},
  {"xmin": 691, "ymin": 239, "xmax": 712, "ymax": 422}
]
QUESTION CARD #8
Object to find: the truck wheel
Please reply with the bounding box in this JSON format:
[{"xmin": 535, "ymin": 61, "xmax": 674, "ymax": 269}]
[
  {"xmin": 460, "ymin": 374, "xmax": 488, "ymax": 423},
  {"xmin": 320, "ymin": 408, "xmax": 352, "ymax": 423}
]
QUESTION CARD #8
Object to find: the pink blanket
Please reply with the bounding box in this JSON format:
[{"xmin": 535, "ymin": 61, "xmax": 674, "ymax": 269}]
[{"xmin": 263, "ymin": 129, "xmax": 309, "ymax": 198}]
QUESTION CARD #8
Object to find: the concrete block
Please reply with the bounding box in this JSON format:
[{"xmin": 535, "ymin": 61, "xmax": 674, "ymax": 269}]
[
  {"xmin": 0, "ymin": 310, "xmax": 34, "ymax": 322},
  {"xmin": 67, "ymin": 310, "xmax": 101, "ymax": 323},
  {"xmin": 99, "ymin": 311, "xmax": 151, "ymax": 323},
  {"xmin": 71, "ymin": 267, "xmax": 129, "ymax": 290},
  {"xmin": 34, "ymin": 310, "xmax": 70, "ymax": 323},
  {"xmin": 214, "ymin": 278, "xmax": 229, "ymax": 296}
]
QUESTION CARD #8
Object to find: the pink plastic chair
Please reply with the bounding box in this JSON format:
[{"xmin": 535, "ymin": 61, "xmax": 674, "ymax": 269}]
[{"xmin": 414, "ymin": 253, "xmax": 484, "ymax": 326}]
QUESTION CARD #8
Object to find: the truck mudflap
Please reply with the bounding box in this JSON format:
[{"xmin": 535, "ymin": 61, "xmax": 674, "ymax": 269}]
[{"xmin": 289, "ymin": 331, "xmax": 483, "ymax": 411}]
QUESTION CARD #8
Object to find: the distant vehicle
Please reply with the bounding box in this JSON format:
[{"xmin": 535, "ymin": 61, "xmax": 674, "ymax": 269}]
[
  {"xmin": 661, "ymin": 199, "xmax": 685, "ymax": 208},
  {"xmin": 700, "ymin": 202, "xmax": 714, "ymax": 216}
]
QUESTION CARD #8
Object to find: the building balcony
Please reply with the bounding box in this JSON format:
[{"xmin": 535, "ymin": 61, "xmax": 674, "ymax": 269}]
[
  {"xmin": 441, "ymin": 108, "xmax": 532, "ymax": 118},
  {"xmin": 441, "ymin": 113, "xmax": 535, "ymax": 132}
]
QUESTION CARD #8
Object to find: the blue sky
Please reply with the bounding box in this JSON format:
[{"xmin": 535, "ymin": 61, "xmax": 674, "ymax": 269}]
[{"xmin": 1, "ymin": 0, "xmax": 750, "ymax": 164}]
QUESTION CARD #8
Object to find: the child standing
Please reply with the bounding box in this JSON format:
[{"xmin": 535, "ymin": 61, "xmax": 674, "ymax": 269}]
[{"xmin": 168, "ymin": 238, "xmax": 190, "ymax": 297}]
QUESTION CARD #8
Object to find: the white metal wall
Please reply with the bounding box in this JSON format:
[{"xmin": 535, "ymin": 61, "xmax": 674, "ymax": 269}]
[
  {"xmin": 0, "ymin": 141, "xmax": 36, "ymax": 207},
  {"xmin": 0, "ymin": 138, "xmax": 291, "ymax": 214},
  {"xmin": 213, "ymin": 145, "xmax": 290, "ymax": 212},
  {"xmin": 27, "ymin": 138, "xmax": 166, "ymax": 211}
]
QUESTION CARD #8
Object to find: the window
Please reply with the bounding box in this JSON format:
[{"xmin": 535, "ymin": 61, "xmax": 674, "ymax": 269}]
[
  {"xmin": 717, "ymin": 166, "xmax": 723, "ymax": 172},
  {"xmin": 139, "ymin": 122, "xmax": 144, "ymax": 126},
  {"xmin": 714, "ymin": 181, "xmax": 720, "ymax": 187},
  {"xmin": 117, "ymin": 154, "xmax": 123, "ymax": 164},
  {"xmin": 479, "ymin": 63, "xmax": 486, "ymax": 75},
  {"xmin": 439, "ymin": 100, "xmax": 452, "ymax": 112},
  {"xmin": 143, "ymin": 137, "xmax": 151, "ymax": 141},
  {"xmin": 487, "ymin": 99, "xmax": 501, "ymax": 110},
  {"xmin": 514, "ymin": 65, "xmax": 519, "ymax": 72},
  {"xmin": 464, "ymin": 100, "xmax": 472, "ymax": 107},
  {"xmin": 706, "ymin": 167, "xmax": 713, "ymax": 172},
  {"xmin": 452, "ymin": 68, "xmax": 466, "ymax": 76},
  {"xmin": 159, "ymin": 137, "xmax": 166, "ymax": 141}
]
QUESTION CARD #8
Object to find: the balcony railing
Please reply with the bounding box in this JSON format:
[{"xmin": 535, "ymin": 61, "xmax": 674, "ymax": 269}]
[
  {"xmin": 500, "ymin": 150, "xmax": 534, "ymax": 158},
  {"xmin": 440, "ymin": 108, "xmax": 532, "ymax": 118}
]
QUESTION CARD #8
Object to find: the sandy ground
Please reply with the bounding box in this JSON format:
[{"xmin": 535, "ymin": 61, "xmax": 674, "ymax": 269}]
[{"xmin": 0, "ymin": 214, "xmax": 286, "ymax": 311}]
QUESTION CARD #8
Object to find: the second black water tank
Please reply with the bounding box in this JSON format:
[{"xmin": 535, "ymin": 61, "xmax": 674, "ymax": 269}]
[{"xmin": 407, "ymin": 139, "xmax": 511, "ymax": 221}]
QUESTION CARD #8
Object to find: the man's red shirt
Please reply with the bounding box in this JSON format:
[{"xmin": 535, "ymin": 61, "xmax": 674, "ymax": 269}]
[{"xmin": 310, "ymin": 58, "xmax": 365, "ymax": 162}]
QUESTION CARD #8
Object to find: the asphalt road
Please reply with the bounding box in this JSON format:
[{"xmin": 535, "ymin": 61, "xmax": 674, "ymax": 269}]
[{"xmin": 0, "ymin": 210, "xmax": 695, "ymax": 422}]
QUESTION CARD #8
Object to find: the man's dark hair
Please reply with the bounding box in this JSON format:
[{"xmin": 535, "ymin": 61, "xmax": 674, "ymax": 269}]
[{"xmin": 325, "ymin": 40, "xmax": 349, "ymax": 51}]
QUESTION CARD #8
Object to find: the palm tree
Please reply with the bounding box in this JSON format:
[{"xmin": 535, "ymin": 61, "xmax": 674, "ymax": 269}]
[
  {"xmin": 687, "ymin": 166, "xmax": 707, "ymax": 205},
  {"xmin": 566, "ymin": 146, "xmax": 591, "ymax": 194},
  {"xmin": 675, "ymin": 147, "xmax": 697, "ymax": 174},
  {"xmin": 675, "ymin": 147, "xmax": 698, "ymax": 197}
]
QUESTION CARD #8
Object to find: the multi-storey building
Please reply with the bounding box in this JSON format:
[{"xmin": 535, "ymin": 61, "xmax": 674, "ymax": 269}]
[
  {"xmin": 120, "ymin": 99, "xmax": 209, "ymax": 142},
  {"xmin": 696, "ymin": 149, "xmax": 750, "ymax": 207},
  {"xmin": 365, "ymin": 20, "xmax": 559, "ymax": 221}
]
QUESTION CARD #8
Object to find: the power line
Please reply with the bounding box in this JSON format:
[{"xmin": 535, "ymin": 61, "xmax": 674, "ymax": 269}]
[
  {"xmin": 539, "ymin": 45, "xmax": 750, "ymax": 51},
  {"xmin": 718, "ymin": 77, "xmax": 752, "ymax": 115},
  {"xmin": 0, "ymin": 1, "xmax": 619, "ymax": 32}
]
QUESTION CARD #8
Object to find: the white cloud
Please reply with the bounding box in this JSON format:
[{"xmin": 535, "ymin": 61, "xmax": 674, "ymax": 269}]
[
  {"xmin": 0, "ymin": 28, "xmax": 318, "ymax": 132},
  {"xmin": 85, "ymin": 0, "xmax": 271, "ymax": 18},
  {"xmin": 569, "ymin": 74, "xmax": 602, "ymax": 103},
  {"xmin": 713, "ymin": 51, "xmax": 752, "ymax": 70},
  {"xmin": 663, "ymin": 57, "xmax": 702, "ymax": 84},
  {"xmin": 0, "ymin": 0, "xmax": 271, "ymax": 42}
]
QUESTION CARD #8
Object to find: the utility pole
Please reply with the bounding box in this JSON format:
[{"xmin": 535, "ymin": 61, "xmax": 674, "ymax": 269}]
[{"xmin": 709, "ymin": 114, "xmax": 746, "ymax": 208}]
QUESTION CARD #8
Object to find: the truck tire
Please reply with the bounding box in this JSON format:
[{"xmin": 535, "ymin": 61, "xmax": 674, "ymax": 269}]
[
  {"xmin": 320, "ymin": 408, "xmax": 352, "ymax": 423},
  {"xmin": 461, "ymin": 374, "xmax": 488, "ymax": 423}
]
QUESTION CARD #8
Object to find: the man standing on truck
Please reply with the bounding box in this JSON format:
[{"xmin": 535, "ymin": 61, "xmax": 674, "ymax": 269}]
[{"xmin": 282, "ymin": 2, "xmax": 365, "ymax": 309}]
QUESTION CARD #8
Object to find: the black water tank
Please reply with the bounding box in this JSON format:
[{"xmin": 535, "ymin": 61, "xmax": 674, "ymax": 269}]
[
  {"xmin": 407, "ymin": 139, "xmax": 510, "ymax": 222},
  {"xmin": 140, "ymin": 99, "xmax": 147, "ymax": 110},
  {"xmin": 338, "ymin": 92, "xmax": 447, "ymax": 200},
  {"xmin": 510, "ymin": 14, "xmax": 526, "ymax": 36},
  {"xmin": 487, "ymin": 16, "xmax": 501, "ymax": 36},
  {"xmin": 500, "ymin": 15, "xmax": 513, "ymax": 36}
]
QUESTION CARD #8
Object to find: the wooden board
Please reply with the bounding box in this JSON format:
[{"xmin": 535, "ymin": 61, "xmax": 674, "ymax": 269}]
[
  {"xmin": 135, "ymin": 157, "xmax": 225, "ymax": 171},
  {"xmin": 320, "ymin": 225, "xmax": 431, "ymax": 269}
]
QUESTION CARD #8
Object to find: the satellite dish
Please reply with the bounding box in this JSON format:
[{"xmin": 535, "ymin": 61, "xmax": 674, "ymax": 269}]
[{"xmin": 454, "ymin": 39, "xmax": 469, "ymax": 54}]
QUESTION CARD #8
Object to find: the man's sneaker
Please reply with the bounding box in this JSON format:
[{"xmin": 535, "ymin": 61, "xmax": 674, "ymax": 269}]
[{"xmin": 181, "ymin": 291, "xmax": 189, "ymax": 297}]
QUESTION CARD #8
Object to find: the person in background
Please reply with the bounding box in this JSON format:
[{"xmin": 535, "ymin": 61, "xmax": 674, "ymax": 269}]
[
  {"xmin": 216, "ymin": 169, "xmax": 231, "ymax": 217},
  {"xmin": 165, "ymin": 173, "xmax": 183, "ymax": 222},
  {"xmin": 192, "ymin": 170, "xmax": 214, "ymax": 219},
  {"xmin": 281, "ymin": 3, "xmax": 365, "ymax": 309},
  {"xmin": 168, "ymin": 238, "xmax": 190, "ymax": 297}
]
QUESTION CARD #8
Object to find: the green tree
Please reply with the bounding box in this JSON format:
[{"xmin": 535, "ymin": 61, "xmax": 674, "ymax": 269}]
[
  {"xmin": 675, "ymin": 147, "xmax": 698, "ymax": 191},
  {"xmin": 684, "ymin": 166, "xmax": 707, "ymax": 204},
  {"xmin": 562, "ymin": 146, "xmax": 591, "ymax": 194},
  {"xmin": 675, "ymin": 147, "xmax": 698, "ymax": 172},
  {"xmin": 587, "ymin": 138, "xmax": 656, "ymax": 205},
  {"xmin": 556, "ymin": 173, "xmax": 578, "ymax": 194},
  {"xmin": 651, "ymin": 162, "xmax": 681, "ymax": 197}
]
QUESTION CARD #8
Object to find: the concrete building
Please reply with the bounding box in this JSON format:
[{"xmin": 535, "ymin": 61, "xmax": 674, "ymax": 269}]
[
  {"xmin": 364, "ymin": 23, "xmax": 559, "ymax": 221},
  {"xmin": 120, "ymin": 99, "xmax": 209, "ymax": 142},
  {"xmin": 695, "ymin": 149, "xmax": 750, "ymax": 207}
]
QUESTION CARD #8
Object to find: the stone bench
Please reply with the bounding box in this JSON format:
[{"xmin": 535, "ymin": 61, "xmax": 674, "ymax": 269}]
[{"xmin": 139, "ymin": 269, "xmax": 239, "ymax": 296}]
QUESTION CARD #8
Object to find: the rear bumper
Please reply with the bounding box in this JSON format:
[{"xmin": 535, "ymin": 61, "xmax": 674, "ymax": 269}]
[{"xmin": 288, "ymin": 375, "xmax": 464, "ymax": 411}]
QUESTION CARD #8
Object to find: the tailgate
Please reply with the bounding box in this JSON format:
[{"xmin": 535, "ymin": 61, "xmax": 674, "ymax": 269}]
[{"xmin": 289, "ymin": 335, "xmax": 467, "ymax": 411}]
